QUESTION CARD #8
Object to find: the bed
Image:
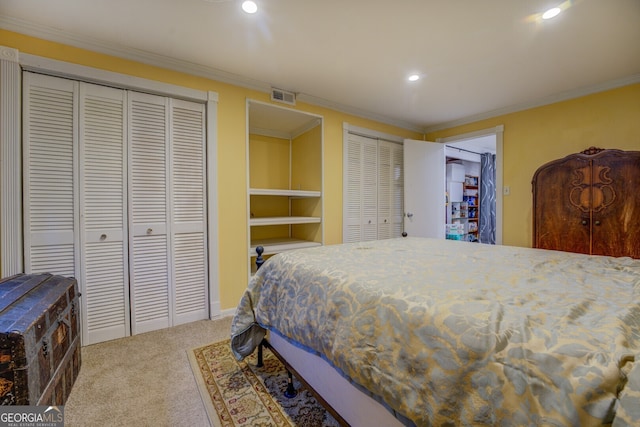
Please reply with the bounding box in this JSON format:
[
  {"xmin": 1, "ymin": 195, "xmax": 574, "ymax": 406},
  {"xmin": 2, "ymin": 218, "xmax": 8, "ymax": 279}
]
[{"xmin": 230, "ymin": 237, "xmax": 640, "ymax": 426}]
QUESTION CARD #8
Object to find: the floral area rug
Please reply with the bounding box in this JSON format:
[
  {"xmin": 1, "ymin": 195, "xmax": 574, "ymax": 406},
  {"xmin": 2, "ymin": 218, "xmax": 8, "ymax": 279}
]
[{"xmin": 188, "ymin": 339, "xmax": 340, "ymax": 427}]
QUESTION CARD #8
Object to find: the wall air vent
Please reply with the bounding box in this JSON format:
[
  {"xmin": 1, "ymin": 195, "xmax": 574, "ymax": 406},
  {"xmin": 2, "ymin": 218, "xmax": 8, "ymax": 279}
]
[{"xmin": 271, "ymin": 88, "xmax": 296, "ymax": 106}]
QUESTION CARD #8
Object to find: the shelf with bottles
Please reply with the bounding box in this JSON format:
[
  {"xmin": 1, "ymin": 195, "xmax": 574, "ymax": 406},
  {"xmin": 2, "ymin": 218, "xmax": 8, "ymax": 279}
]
[
  {"xmin": 463, "ymin": 181, "xmax": 478, "ymax": 207},
  {"xmin": 464, "ymin": 175, "xmax": 479, "ymax": 187},
  {"xmin": 464, "ymin": 175, "xmax": 479, "ymax": 236},
  {"xmin": 467, "ymin": 205, "xmax": 478, "ymax": 219}
]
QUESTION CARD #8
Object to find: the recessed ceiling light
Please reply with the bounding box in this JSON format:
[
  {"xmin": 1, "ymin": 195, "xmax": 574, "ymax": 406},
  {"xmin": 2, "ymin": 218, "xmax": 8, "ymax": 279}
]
[
  {"xmin": 542, "ymin": 7, "xmax": 561, "ymax": 20},
  {"xmin": 408, "ymin": 74, "xmax": 420, "ymax": 82},
  {"xmin": 242, "ymin": 0, "xmax": 257, "ymax": 14}
]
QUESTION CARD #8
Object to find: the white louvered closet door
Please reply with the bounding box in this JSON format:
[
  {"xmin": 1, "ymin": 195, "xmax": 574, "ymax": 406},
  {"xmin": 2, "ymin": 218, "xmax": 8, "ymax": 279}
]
[
  {"xmin": 79, "ymin": 83, "xmax": 129, "ymax": 345},
  {"xmin": 344, "ymin": 134, "xmax": 404, "ymax": 243},
  {"xmin": 377, "ymin": 142, "xmax": 392, "ymax": 239},
  {"xmin": 378, "ymin": 141, "xmax": 404, "ymax": 240},
  {"xmin": 362, "ymin": 138, "xmax": 378, "ymax": 241},
  {"xmin": 170, "ymin": 100, "xmax": 208, "ymax": 325},
  {"xmin": 24, "ymin": 75, "xmax": 209, "ymax": 343},
  {"xmin": 129, "ymin": 92, "xmax": 171, "ymax": 334},
  {"xmin": 344, "ymin": 134, "xmax": 378, "ymax": 243},
  {"xmin": 390, "ymin": 142, "xmax": 404, "ymax": 238},
  {"xmin": 344, "ymin": 135, "xmax": 363, "ymax": 243},
  {"xmin": 23, "ymin": 73, "xmax": 79, "ymax": 278}
]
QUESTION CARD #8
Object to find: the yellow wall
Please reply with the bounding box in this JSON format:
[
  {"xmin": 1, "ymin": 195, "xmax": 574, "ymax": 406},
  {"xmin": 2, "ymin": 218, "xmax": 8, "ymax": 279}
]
[
  {"xmin": 427, "ymin": 84, "xmax": 640, "ymax": 248},
  {"xmin": 1, "ymin": 30, "xmax": 422, "ymax": 310},
  {"xmin": 249, "ymin": 134, "xmax": 290, "ymax": 189}
]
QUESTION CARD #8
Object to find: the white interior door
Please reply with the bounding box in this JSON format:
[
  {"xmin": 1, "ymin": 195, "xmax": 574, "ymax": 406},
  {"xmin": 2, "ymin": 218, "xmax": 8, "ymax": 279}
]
[{"xmin": 403, "ymin": 139, "xmax": 446, "ymax": 239}]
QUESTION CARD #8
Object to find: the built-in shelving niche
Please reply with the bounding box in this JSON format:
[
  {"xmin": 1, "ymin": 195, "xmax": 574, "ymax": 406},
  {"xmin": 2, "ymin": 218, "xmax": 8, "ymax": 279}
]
[{"xmin": 246, "ymin": 100, "xmax": 324, "ymax": 275}]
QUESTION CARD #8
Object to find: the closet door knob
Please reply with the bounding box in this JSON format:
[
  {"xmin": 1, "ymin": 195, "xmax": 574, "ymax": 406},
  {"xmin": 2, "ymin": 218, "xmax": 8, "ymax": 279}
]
[
  {"xmin": 147, "ymin": 228, "xmax": 153, "ymax": 234},
  {"xmin": 594, "ymin": 220, "xmax": 601, "ymax": 226},
  {"xmin": 100, "ymin": 234, "xmax": 107, "ymax": 240},
  {"xmin": 581, "ymin": 220, "xmax": 588, "ymax": 226}
]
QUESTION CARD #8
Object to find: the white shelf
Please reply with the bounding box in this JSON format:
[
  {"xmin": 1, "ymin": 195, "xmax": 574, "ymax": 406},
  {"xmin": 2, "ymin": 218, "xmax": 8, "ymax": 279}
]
[
  {"xmin": 250, "ymin": 238, "xmax": 322, "ymax": 256},
  {"xmin": 250, "ymin": 216, "xmax": 321, "ymax": 226},
  {"xmin": 250, "ymin": 188, "xmax": 321, "ymax": 198}
]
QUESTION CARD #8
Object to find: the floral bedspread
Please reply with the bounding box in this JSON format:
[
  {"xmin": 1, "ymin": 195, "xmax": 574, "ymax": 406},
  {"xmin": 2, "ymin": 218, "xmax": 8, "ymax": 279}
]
[{"xmin": 231, "ymin": 237, "xmax": 640, "ymax": 426}]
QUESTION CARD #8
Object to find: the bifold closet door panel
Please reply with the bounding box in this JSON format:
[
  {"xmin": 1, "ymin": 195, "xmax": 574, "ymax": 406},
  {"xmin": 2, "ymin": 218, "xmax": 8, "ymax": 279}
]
[
  {"xmin": 377, "ymin": 141, "xmax": 404, "ymax": 240},
  {"xmin": 79, "ymin": 83, "xmax": 129, "ymax": 345},
  {"xmin": 128, "ymin": 92, "xmax": 171, "ymax": 334},
  {"xmin": 390, "ymin": 143, "xmax": 404, "ymax": 238},
  {"xmin": 344, "ymin": 134, "xmax": 378, "ymax": 243},
  {"xmin": 377, "ymin": 142, "xmax": 392, "ymax": 239},
  {"xmin": 170, "ymin": 100, "xmax": 208, "ymax": 325},
  {"xmin": 23, "ymin": 73, "xmax": 79, "ymax": 278}
]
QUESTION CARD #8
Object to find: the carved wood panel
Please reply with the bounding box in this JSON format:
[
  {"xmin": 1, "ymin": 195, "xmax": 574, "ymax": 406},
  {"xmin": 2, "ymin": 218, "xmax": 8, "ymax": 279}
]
[{"xmin": 533, "ymin": 148, "xmax": 640, "ymax": 259}]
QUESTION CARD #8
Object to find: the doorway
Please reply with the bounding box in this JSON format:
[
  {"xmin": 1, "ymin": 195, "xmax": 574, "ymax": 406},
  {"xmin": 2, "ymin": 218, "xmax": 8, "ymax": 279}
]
[{"xmin": 437, "ymin": 126, "xmax": 503, "ymax": 244}]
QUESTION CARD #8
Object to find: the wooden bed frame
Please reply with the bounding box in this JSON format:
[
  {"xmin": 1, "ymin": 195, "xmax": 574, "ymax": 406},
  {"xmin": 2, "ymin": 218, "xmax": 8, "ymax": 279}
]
[{"xmin": 254, "ymin": 246, "xmax": 405, "ymax": 427}]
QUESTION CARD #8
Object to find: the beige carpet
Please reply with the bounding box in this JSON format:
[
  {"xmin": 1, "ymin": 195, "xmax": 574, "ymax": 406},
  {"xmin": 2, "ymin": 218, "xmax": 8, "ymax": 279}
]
[
  {"xmin": 189, "ymin": 339, "xmax": 339, "ymax": 427},
  {"xmin": 64, "ymin": 317, "xmax": 233, "ymax": 427}
]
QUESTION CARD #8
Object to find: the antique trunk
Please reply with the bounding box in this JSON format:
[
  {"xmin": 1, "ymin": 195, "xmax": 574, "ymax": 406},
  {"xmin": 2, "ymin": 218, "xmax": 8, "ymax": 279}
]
[{"xmin": 0, "ymin": 273, "xmax": 81, "ymax": 405}]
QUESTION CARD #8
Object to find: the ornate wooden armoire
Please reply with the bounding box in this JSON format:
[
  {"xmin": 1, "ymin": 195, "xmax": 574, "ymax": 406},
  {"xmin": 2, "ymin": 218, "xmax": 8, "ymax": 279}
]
[{"xmin": 532, "ymin": 147, "xmax": 640, "ymax": 259}]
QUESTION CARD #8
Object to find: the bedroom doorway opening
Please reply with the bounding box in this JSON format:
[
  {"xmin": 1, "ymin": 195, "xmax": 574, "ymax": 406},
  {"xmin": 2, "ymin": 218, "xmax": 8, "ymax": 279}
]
[
  {"xmin": 445, "ymin": 135, "xmax": 497, "ymax": 244},
  {"xmin": 403, "ymin": 126, "xmax": 503, "ymax": 245},
  {"xmin": 439, "ymin": 126, "xmax": 503, "ymax": 245}
]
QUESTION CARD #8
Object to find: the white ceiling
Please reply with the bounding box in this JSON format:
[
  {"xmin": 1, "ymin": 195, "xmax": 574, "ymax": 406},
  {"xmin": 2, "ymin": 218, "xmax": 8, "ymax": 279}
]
[{"xmin": 1, "ymin": 0, "xmax": 639, "ymax": 132}]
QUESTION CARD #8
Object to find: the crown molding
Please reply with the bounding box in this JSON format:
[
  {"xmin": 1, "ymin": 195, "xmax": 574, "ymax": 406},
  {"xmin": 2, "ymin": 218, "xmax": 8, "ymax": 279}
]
[
  {"xmin": 1, "ymin": 16, "xmax": 425, "ymax": 134},
  {"xmin": 424, "ymin": 73, "xmax": 640, "ymax": 133}
]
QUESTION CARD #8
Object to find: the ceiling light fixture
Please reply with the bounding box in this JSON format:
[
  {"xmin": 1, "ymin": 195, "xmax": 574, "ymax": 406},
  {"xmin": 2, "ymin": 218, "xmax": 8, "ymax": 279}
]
[
  {"xmin": 542, "ymin": 7, "xmax": 561, "ymax": 20},
  {"xmin": 242, "ymin": 0, "xmax": 257, "ymax": 14},
  {"xmin": 408, "ymin": 74, "xmax": 420, "ymax": 82}
]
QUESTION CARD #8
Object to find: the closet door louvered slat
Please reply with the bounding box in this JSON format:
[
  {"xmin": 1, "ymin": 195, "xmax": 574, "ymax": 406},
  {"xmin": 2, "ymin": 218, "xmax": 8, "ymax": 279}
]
[
  {"xmin": 170, "ymin": 100, "xmax": 208, "ymax": 324},
  {"xmin": 79, "ymin": 83, "xmax": 129, "ymax": 345},
  {"xmin": 23, "ymin": 73, "xmax": 78, "ymax": 278},
  {"xmin": 129, "ymin": 92, "xmax": 171, "ymax": 334}
]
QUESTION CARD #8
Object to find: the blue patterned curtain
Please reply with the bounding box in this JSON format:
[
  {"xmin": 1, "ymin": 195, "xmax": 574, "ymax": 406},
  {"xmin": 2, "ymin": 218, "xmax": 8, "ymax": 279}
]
[{"xmin": 479, "ymin": 153, "xmax": 496, "ymax": 244}]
